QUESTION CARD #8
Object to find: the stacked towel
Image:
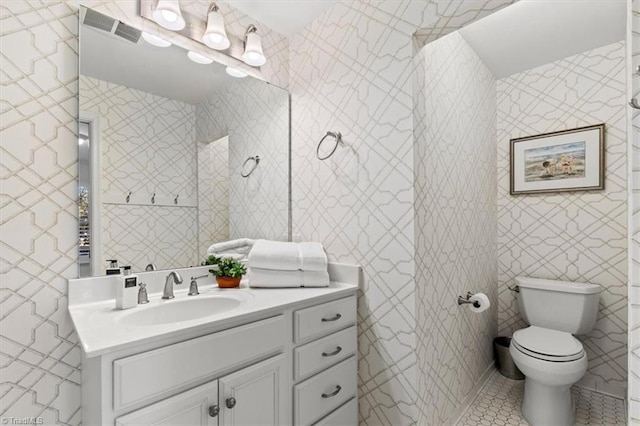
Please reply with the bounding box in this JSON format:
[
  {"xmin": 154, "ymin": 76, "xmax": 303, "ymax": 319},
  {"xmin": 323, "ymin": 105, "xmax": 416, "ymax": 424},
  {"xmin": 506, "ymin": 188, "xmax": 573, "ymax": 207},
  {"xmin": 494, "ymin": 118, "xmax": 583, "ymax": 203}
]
[
  {"xmin": 207, "ymin": 238, "xmax": 255, "ymax": 262},
  {"xmin": 248, "ymin": 240, "xmax": 329, "ymax": 288}
]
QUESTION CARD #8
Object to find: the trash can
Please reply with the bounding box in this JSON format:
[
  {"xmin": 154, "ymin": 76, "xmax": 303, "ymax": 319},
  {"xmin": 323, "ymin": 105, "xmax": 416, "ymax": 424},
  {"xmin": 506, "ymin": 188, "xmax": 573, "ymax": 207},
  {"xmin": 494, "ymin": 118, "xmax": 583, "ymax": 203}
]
[{"xmin": 493, "ymin": 337, "xmax": 524, "ymax": 380}]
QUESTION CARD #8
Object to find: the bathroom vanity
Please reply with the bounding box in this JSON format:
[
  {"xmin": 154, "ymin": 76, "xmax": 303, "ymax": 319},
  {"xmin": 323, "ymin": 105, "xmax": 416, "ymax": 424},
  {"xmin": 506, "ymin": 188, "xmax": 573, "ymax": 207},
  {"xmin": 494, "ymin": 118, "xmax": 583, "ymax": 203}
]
[{"xmin": 68, "ymin": 264, "xmax": 359, "ymax": 426}]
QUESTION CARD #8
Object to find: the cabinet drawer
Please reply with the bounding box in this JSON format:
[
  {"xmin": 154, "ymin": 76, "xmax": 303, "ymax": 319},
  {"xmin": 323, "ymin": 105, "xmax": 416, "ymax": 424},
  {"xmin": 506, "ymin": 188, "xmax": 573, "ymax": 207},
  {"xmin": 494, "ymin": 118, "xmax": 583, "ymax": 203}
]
[
  {"xmin": 294, "ymin": 296, "xmax": 356, "ymax": 343},
  {"xmin": 294, "ymin": 356, "xmax": 357, "ymax": 426},
  {"xmin": 113, "ymin": 315, "xmax": 285, "ymax": 410},
  {"xmin": 314, "ymin": 397, "xmax": 358, "ymax": 426},
  {"xmin": 294, "ymin": 326, "xmax": 356, "ymax": 381}
]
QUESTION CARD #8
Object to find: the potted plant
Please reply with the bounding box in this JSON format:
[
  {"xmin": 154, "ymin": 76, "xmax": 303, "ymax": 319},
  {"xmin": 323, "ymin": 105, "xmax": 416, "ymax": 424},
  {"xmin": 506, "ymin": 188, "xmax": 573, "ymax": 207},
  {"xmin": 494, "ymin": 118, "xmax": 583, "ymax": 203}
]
[{"xmin": 210, "ymin": 257, "xmax": 247, "ymax": 288}]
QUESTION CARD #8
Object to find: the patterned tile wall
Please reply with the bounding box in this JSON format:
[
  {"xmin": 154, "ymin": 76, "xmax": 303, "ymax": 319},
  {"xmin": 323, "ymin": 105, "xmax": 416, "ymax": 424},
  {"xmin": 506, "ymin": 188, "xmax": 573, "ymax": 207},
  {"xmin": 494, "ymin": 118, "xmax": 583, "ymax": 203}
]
[
  {"xmin": 289, "ymin": 1, "xmax": 512, "ymax": 424},
  {"xmin": 496, "ymin": 41, "xmax": 628, "ymax": 396},
  {"xmin": 414, "ymin": 31, "xmax": 498, "ymax": 425},
  {"xmin": 1, "ymin": 1, "xmax": 82, "ymax": 424},
  {"xmin": 196, "ymin": 78, "xmax": 289, "ymax": 243},
  {"xmin": 80, "ymin": 76, "xmax": 199, "ymax": 272},
  {"xmin": 630, "ymin": 0, "xmax": 640, "ymax": 422},
  {"xmin": 1, "ymin": 1, "xmax": 287, "ymax": 423}
]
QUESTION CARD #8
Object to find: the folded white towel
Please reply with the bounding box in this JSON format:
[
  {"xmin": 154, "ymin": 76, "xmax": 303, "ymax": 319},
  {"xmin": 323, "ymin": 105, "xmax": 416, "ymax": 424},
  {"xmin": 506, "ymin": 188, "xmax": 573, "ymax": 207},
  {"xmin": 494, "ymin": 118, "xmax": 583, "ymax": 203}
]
[
  {"xmin": 207, "ymin": 238, "xmax": 254, "ymax": 255},
  {"xmin": 299, "ymin": 242, "xmax": 328, "ymax": 272},
  {"xmin": 249, "ymin": 240, "xmax": 301, "ymax": 271},
  {"xmin": 249, "ymin": 267, "xmax": 330, "ymax": 288}
]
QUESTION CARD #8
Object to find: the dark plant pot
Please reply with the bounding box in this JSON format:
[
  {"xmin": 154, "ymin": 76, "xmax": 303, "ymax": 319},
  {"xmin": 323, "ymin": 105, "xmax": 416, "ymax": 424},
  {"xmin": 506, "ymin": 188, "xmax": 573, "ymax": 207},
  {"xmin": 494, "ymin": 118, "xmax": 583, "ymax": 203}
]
[{"xmin": 216, "ymin": 276, "xmax": 241, "ymax": 288}]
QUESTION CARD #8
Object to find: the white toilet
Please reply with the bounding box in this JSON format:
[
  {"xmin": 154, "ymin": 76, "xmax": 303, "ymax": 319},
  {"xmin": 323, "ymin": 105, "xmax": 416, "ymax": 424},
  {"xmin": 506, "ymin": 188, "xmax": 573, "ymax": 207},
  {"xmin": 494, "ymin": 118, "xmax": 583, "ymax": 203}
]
[{"xmin": 509, "ymin": 276, "xmax": 600, "ymax": 426}]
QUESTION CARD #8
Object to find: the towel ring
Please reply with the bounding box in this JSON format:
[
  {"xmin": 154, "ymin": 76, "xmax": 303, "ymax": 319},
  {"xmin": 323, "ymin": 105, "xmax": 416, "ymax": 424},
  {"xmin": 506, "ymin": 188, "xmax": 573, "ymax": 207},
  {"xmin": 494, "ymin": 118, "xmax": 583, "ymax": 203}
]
[
  {"xmin": 241, "ymin": 155, "xmax": 260, "ymax": 177},
  {"xmin": 316, "ymin": 131, "xmax": 342, "ymax": 160}
]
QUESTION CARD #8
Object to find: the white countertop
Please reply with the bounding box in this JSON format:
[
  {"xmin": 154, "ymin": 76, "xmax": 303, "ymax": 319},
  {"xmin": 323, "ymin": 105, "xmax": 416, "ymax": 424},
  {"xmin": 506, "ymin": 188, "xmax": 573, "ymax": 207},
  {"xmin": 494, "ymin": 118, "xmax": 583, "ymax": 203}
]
[{"xmin": 68, "ymin": 264, "xmax": 360, "ymax": 358}]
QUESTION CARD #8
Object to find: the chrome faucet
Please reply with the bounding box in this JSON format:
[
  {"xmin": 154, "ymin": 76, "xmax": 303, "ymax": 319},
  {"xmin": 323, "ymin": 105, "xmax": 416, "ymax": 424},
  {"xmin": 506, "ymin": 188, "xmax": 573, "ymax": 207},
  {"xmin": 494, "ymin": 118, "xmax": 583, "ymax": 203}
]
[{"xmin": 162, "ymin": 271, "xmax": 183, "ymax": 299}]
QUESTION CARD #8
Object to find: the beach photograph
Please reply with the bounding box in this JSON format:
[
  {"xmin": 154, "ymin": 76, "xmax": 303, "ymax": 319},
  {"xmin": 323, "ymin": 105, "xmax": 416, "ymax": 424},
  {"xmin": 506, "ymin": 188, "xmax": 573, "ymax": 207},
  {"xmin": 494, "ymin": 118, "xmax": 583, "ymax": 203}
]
[{"xmin": 523, "ymin": 141, "xmax": 586, "ymax": 182}]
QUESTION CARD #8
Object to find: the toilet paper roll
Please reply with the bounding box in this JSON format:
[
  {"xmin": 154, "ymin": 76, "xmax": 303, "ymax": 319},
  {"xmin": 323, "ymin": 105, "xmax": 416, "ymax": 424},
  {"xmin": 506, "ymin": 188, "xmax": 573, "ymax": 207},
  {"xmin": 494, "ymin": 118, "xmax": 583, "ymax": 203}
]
[{"xmin": 469, "ymin": 293, "xmax": 490, "ymax": 313}]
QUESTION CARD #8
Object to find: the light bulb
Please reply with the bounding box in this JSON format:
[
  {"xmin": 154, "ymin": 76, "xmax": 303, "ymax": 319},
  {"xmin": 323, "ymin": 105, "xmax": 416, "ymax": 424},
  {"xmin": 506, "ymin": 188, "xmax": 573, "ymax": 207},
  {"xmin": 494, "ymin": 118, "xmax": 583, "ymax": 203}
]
[
  {"xmin": 141, "ymin": 32, "xmax": 171, "ymax": 47},
  {"xmin": 202, "ymin": 8, "xmax": 230, "ymax": 50},
  {"xmin": 242, "ymin": 31, "xmax": 266, "ymax": 66},
  {"xmin": 152, "ymin": 0, "xmax": 185, "ymax": 31},
  {"xmin": 187, "ymin": 51, "xmax": 213, "ymax": 65},
  {"xmin": 161, "ymin": 10, "xmax": 178, "ymax": 22},
  {"xmin": 226, "ymin": 67, "xmax": 248, "ymax": 78}
]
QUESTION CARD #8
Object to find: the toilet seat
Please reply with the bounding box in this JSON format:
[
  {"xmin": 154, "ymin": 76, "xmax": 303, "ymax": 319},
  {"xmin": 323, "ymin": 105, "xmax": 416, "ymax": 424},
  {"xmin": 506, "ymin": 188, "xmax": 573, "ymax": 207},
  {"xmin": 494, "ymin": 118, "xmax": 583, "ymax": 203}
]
[{"xmin": 512, "ymin": 326, "xmax": 584, "ymax": 362}]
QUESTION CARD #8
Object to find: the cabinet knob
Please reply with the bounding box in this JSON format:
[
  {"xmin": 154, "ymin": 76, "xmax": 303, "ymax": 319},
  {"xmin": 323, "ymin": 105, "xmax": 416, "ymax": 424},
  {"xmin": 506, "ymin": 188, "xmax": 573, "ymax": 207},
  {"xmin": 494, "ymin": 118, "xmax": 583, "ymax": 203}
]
[
  {"xmin": 208, "ymin": 405, "xmax": 219, "ymax": 417},
  {"xmin": 226, "ymin": 397, "xmax": 237, "ymax": 409}
]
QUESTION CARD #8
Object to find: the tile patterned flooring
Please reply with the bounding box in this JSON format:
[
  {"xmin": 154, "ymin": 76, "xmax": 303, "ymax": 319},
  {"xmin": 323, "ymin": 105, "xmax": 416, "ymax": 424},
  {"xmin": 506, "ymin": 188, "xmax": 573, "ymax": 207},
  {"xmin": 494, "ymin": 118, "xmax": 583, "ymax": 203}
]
[{"xmin": 457, "ymin": 372, "xmax": 626, "ymax": 426}]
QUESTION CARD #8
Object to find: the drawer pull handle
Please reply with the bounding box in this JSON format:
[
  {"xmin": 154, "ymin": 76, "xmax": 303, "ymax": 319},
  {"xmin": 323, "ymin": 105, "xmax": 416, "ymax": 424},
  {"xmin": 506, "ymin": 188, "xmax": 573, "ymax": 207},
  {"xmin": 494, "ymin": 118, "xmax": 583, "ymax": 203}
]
[
  {"xmin": 208, "ymin": 405, "xmax": 219, "ymax": 417},
  {"xmin": 226, "ymin": 397, "xmax": 236, "ymax": 409},
  {"xmin": 322, "ymin": 346, "xmax": 343, "ymax": 357},
  {"xmin": 322, "ymin": 385, "xmax": 342, "ymax": 398},
  {"xmin": 321, "ymin": 313, "xmax": 342, "ymax": 322}
]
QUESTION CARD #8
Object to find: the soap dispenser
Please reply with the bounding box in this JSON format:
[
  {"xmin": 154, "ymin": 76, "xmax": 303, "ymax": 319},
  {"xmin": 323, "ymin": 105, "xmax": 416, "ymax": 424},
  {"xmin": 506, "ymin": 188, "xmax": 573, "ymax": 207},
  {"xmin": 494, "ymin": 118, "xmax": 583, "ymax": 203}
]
[
  {"xmin": 106, "ymin": 259, "xmax": 121, "ymax": 275},
  {"xmin": 116, "ymin": 266, "xmax": 138, "ymax": 310}
]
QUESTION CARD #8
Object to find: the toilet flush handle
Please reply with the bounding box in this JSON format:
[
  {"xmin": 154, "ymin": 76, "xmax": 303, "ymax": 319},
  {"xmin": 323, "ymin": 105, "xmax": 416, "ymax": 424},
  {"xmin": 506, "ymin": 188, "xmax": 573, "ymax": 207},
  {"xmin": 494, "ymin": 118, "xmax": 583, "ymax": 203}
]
[{"xmin": 508, "ymin": 284, "xmax": 519, "ymax": 293}]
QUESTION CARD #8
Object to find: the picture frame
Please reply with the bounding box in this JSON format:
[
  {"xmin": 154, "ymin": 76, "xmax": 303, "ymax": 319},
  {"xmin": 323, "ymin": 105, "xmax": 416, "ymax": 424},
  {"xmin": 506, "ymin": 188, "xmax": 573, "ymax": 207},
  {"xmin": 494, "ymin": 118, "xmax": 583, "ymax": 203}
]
[{"xmin": 510, "ymin": 124, "xmax": 605, "ymax": 195}]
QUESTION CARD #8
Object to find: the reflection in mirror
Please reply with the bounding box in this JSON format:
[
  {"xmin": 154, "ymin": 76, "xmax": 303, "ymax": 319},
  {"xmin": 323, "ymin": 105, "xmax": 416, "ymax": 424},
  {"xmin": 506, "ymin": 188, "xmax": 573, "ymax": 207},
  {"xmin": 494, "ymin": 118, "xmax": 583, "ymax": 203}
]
[{"xmin": 78, "ymin": 7, "xmax": 290, "ymax": 277}]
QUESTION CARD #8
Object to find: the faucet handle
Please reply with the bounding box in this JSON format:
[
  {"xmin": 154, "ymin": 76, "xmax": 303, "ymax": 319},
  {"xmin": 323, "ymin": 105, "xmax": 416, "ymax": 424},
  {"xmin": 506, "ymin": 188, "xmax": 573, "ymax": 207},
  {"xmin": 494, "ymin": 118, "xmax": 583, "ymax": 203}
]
[
  {"xmin": 138, "ymin": 282, "xmax": 149, "ymax": 304},
  {"xmin": 189, "ymin": 275, "xmax": 207, "ymax": 296}
]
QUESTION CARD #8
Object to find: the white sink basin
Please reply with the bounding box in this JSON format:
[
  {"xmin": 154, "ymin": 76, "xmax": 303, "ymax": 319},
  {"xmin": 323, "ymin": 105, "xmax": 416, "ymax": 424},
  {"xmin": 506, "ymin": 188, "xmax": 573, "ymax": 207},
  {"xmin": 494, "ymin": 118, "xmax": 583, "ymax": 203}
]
[{"xmin": 119, "ymin": 296, "xmax": 242, "ymax": 326}]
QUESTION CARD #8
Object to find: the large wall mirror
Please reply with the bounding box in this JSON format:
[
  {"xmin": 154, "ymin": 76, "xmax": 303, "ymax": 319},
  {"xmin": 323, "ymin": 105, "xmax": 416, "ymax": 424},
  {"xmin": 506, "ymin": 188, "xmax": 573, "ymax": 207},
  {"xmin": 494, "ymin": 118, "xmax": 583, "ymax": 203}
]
[{"xmin": 78, "ymin": 7, "xmax": 290, "ymax": 277}]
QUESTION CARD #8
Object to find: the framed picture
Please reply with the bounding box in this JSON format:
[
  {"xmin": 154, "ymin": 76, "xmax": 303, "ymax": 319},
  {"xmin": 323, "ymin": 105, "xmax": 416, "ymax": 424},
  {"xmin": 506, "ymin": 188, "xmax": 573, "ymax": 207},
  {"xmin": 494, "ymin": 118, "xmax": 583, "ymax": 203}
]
[{"xmin": 510, "ymin": 124, "xmax": 605, "ymax": 195}]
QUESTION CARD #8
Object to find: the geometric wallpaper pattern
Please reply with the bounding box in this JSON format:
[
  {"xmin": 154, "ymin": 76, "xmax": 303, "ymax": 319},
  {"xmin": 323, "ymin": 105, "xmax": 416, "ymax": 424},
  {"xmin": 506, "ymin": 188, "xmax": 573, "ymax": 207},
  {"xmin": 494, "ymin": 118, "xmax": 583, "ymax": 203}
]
[
  {"xmin": 80, "ymin": 76, "xmax": 199, "ymax": 272},
  {"xmin": 414, "ymin": 31, "xmax": 498, "ymax": 425},
  {"xmin": 2, "ymin": 1, "xmax": 629, "ymax": 425},
  {"xmin": 496, "ymin": 41, "xmax": 628, "ymax": 397},
  {"xmin": 102, "ymin": 204, "xmax": 199, "ymax": 272},
  {"xmin": 198, "ymin": 136, "xmax": 230, "ymax": 258},
  {"xmin": 1, "ymin": 1, "xmax": 289, "ymax": 423},
  {"xmin": 196, "ymin": 78, "xmax": 289, "ymax": 243},
  {"xmin": 289, "ymin": 1, "xmax": 514, "ymax": 425},
  {"xmin": 1, "ymin": 1, "xmax": 82, "ymax": 424},
  {"xmin": 630, "ymin": 0, "xmax": 640, "ymax": 422}
]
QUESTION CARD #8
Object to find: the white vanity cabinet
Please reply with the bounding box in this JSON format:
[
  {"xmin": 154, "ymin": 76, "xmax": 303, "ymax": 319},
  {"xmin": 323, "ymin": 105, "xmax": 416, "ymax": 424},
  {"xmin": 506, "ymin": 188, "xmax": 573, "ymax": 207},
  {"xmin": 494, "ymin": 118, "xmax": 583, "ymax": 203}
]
[
  {"xmin": 115, "ymin": 355, "xmax": 287, "ymax": 426},
  {"xmin": 73, "ymin": 281, "xmax": 358, "ymax": 426}
]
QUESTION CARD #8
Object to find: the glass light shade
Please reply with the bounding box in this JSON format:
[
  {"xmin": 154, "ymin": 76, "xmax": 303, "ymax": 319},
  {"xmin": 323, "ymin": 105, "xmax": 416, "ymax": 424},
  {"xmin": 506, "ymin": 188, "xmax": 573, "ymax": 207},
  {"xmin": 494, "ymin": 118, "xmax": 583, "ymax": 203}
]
[
  {"xmin": 152, "ymin": 0, "xmax": 186, "ymax": 31},
  {"xmin": 187, "ymin": 51, "xmax": 213, "ymax": 64},
  {"xmin": 141, "ymin": 32, "xmax": 171, "ymax": 47},
  {"xmin": 242, "ymin": 32, "xmax": 266, "ymax": 66},
  {"xmin": 202, "ymin": 10, "xmax": 230, "ymax": 50},
  {"xmin": 225, "ymin": 67, "xmax": 248, "ymax": 78}
]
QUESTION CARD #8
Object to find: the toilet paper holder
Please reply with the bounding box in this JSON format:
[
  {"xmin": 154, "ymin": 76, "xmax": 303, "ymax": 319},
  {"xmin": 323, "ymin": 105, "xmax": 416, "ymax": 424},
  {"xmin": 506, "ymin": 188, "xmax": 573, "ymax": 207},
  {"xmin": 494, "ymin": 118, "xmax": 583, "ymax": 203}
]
[{"xmin": 457, "ymin": 292, "xmax": 480, "ymax": 308}]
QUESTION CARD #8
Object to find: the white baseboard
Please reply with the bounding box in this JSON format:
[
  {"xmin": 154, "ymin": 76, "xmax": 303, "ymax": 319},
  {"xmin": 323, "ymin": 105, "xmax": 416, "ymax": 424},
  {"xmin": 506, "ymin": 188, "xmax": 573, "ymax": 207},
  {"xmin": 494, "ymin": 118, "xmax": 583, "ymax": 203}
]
[{"xmin": 450, "ymin": 363, "xmax": 496, "ymax": 425}]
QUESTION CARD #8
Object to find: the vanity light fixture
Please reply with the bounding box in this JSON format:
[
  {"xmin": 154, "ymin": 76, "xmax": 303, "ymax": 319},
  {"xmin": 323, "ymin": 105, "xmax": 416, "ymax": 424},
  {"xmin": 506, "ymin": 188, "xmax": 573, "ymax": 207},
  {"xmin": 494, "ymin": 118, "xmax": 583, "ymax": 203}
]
[
  {"xmin": 152, "ymin": 0, "xmax": 185, "ymax": 31},
  {"xmin": 242, "ymin": 25, "xmax": 266, "ymax": 67},
  {"xmin": 141, "ymin": 31, "xmax": 172, "ymax": 47},
  {"xmin": 202, "ymin": 3, "xmax": 230, "ymax": 50},
  {"xmin": 187, "ymin": 51, "xmax": 213, "ymax": 64},
  {"xmin": 225, "ymin": 66, "xmax": 248, "ymax": 78}
]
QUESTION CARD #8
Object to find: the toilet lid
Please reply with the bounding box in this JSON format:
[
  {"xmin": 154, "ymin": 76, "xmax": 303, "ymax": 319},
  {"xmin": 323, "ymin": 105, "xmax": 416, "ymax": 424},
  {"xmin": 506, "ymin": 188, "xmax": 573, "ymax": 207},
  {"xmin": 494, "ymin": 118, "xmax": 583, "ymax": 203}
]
[{"xmin": 512, "ymin": 326, "xmax": 584, "ymax": 362}]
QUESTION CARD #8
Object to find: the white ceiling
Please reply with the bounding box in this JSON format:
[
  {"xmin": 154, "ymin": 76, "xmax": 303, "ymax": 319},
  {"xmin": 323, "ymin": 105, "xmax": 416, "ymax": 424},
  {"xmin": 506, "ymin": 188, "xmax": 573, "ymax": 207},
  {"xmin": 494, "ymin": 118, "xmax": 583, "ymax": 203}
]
[
  {"xmin": 80, "ymin": 25, "xmax": 232, "ymax": 104},
  {"xmin": 226, "ymin": 0, "xmax": 338, "ymax": 36},
  {"xmin": 459, "ymin": 0, "xmax": 626, "ymax": 79}
]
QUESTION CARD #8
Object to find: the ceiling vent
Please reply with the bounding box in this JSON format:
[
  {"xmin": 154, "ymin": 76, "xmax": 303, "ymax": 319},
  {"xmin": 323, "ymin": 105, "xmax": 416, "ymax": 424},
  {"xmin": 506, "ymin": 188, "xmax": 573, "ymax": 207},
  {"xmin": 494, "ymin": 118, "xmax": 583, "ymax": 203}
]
[{"xmin": 81, "ymin": 7, "xmax": 141, "ymax": 44}]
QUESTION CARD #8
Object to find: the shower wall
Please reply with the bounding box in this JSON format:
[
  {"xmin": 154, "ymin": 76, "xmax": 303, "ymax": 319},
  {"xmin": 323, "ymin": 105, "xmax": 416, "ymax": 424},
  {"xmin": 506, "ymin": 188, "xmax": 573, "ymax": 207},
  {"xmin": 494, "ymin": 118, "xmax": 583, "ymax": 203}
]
[{"xmin": 414, "ymin": 31, "xmax": 498, "ymax": 425}]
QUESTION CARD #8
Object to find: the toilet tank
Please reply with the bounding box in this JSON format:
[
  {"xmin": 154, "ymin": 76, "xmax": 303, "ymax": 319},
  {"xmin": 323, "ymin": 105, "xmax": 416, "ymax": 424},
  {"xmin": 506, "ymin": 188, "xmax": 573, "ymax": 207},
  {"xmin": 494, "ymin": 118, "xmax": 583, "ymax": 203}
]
[{"xmin": 515, "ymin": 276, "xmax": 600, "ymax": 335}]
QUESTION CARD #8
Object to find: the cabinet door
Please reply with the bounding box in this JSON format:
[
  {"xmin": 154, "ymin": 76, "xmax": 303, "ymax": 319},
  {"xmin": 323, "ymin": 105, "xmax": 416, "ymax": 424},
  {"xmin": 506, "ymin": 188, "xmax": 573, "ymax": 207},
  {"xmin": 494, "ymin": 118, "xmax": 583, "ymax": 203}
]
[
  {"xmin": 219, "ymin": 354, "xmax": 288, "ymax": 426},
  {"xmin": 115, "ymin": 380, "xmax": 218, "ymax": 426}
]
